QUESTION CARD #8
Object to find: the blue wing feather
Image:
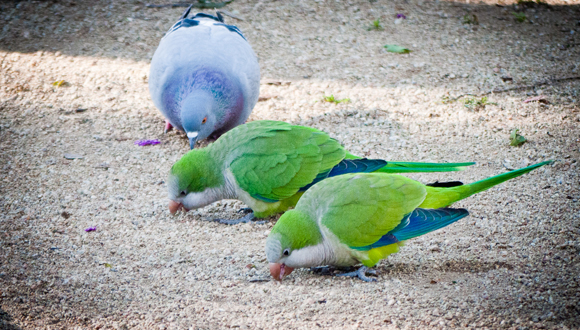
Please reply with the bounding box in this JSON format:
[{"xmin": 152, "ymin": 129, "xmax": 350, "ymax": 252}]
[
  {"xmin": 298, "ymin": 158, "xmax": 387, "ymax": 192},
  {"xmin": 350, "ymin": 208, "xmax": 469, "ymax": 251},
  {"xmin": 252, "ymin": 158, "xmax": 387, "ymax": 202},
  {"xmin": 393, "ymin": 208, "xmax": 469, "ymax": 241}
]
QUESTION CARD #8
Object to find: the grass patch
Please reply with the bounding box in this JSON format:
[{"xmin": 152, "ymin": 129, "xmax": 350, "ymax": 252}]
[
  {"xmin": 512, "ymin": 12, "xmax": 527, "ymax": 23},
  {"xmin": 367, "ymin": 19, "xmax": 384, "ymax": 31},
  {"xmin": 52, "ymin": 80, "xmax": 70, "ymax": 87},
  {"xmin": 462, "ymin": 14, "xmax": 479, "ymax": 25},
  {"xmin": 323, "ymin": 95, "xmax": 351, "ymax": 104},
  {"xmin": 462, "ymin": 96, "xmax": 496, "ymax": 110}
]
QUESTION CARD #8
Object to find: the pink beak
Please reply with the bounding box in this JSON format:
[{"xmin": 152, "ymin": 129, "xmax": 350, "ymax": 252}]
[
  {"xmin": 269, "ymin": 263, "xmax": 294, "ymax": 281},
  {"xmin": 168, "ymin": 200, "xmax": 189, "ymax": 214}
]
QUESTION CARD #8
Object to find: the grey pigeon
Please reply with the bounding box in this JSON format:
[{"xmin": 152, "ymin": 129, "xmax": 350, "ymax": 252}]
[{"xmin": 149, "ymin": 7, "xmax": 260, "ymax": 149}]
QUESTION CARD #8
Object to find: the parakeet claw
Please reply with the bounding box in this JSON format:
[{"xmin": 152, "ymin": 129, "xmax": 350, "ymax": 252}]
[
  {"xmin": 336, "ymin": 266, "xmax": 377, "ymax": 282},
  {"xmin": 164, "ymin": 120, "xmax": 173, "ymax": 134},
  {"xmin": 214, "ymin": 212, "xmax": 266, "ymax": 225},
  {"xmin": 237, "ymin": 207, "xmax": 253, "ymax": 214}
]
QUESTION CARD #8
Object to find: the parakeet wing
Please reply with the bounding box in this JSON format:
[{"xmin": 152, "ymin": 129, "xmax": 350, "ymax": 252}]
[
  {"xmin": 225, "ymin": 121, "xmax": 346, "ymax": 201},
  {"xmin": 314, "ymin": 174, "xmax": 428, "ymax": 248}
]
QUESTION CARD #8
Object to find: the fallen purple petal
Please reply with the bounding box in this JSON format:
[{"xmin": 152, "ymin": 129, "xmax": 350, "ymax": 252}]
[
  {"xmin": 134, "ymin": 139, "xmax": 161, "ymax": 146},
  {"xmin": 85, "ymin": 227, "xmax": 97, "ymax": 232},
  {"xmin": 396, "ymin": 14, "xmax": 407, "ymax": 19}
]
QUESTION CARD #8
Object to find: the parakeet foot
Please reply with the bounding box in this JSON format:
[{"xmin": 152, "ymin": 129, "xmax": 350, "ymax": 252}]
[
  {"xmin": 336, "ymin": 266, "xmax": 377, "ymax": 282},
  {"xmin": 237, "ymin": 207, "xmax": 253, "ymax": 214},
  {"xmin": 214, "ymin": 213, "xmax": 267, "ymax": 225},
  {"xmin": 164, "ymin": 120, "xmax": 173, "ymax": 133}
]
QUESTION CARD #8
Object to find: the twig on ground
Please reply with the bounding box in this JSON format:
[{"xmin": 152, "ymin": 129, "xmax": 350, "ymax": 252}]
[{"xmin": 445, "ymin": 76, "xmax": 580, "ymax": 102}]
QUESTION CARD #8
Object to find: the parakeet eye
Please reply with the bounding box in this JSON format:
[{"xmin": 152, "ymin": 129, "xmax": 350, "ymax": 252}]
[
  {"xmin": 180, "ymin": 190, "xmax": 187, "ymax": 196},
  {"xmin": 201, "ymin": 117, "xmax": 207, "ymax": 124},
  {"xmin": 283, "ymin": 249, "xmax": 290, "ymax": 256}
]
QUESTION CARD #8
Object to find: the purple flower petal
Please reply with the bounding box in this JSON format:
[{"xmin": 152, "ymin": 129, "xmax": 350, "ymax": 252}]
[
  {"xmin": 134, "ymin": 139, "xmax": 161, "ymax": 146},
  {"xmin": 85, "ymin": 227, "xmax": 97, "ymax": 232},
  {"xmin": 396, "ymin": 14, "xmax": 407, "ymax": 19}
]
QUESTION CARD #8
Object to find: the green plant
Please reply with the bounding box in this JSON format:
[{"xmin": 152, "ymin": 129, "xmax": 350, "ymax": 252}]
[
  {"xmin": 462, "ymin": 96, "xmax": 495, "ymax": 110},
  {"xmin": 510, "ymin": 129, "xmax": 527, "ymax": 146},
  {"xmin": 441, "ymin": 95, "xmax": 452, "ymax": 104},
  {"xmin": 512, "ymin": 12, "xmax": 527, "ymax": 23},
  {"xmin": 462, "ymin": 14, "xmax": 479, "ymax": 25},
  {"xmin": 52, "ymin": 80, "xmax": 70, "ymax": 87},
  {"xmin": 323, "ymin": 95, "xmax": 351, "ymax": 104},
  {"xmin": 367, "ymin": 19, "xmax": 384, "ymax": 31}
]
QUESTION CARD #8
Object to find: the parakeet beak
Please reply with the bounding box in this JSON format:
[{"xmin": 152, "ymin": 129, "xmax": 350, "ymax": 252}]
[
  {"xmin": 269, "ymin": 263, "xmax": 294, "ymax": 281},
  {"xmin": 168, "ymin": 200, "xmax": 189, "ymax": 214},
  {"xmin": 187, "ymin": 131, "xmax": 198, "ymax": 149}
]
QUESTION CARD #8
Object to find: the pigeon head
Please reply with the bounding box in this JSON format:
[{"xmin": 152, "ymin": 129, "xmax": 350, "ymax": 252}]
[{"xmin": 181, "ymin": 90, "xmax": 216, "ymax": 149}]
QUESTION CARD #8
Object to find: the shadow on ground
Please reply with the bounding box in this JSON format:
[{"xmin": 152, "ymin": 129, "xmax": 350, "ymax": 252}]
[
  {"xmin": 0, "ymin": 308, "xmax": 21, "ymax": 330},
  {"xmin": 0, "ymin": 0, "xmax": 578, "ymax": 65}
]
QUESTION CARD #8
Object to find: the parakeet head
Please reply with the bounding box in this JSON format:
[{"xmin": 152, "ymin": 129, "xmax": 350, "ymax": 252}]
[
  {"xmin": 265, "ymin": 210, "xmax": 323, "ymax": 281},
  {"xmin": 181, "ymin": 90, "xmax": 216, "ymax": 149},
  {"xmin": 167, "ymin": 149, "xmax": 223, "ymax": 213}
]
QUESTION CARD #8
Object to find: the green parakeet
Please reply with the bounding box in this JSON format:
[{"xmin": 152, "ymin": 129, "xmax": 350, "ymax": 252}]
[
  {"xmin": 168, "ymin": 120, "xmax": 475, "ymax": 224},
  {"xmin": 266, "ymin": 160, "xmax": 552, "ymax": 281}
]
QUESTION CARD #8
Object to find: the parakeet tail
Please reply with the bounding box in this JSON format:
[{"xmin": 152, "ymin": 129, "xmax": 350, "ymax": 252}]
[
  {"xmin": 343, "ymin": 151, "xmax": 475, "ymax": 173},
  {"xmin": 420, "ymin": 160, "xmax": 553, "ymax": 208},
  {"xmin": 375, "ymin": 161, "xmax": 476, "ymax": 173},
  {"xmin": 463, "ymin": 160, "xmax": 553, "ymax": 198}
]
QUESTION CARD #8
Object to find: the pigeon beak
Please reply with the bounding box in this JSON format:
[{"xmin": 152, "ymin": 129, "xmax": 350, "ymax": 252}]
[
  {"xmin": 269, "ymin": 263, "xmax": 294, "ymax": 281},
  {"xmin": 187, "ymin": 131, "xmax": 199, "ymax": 149}
]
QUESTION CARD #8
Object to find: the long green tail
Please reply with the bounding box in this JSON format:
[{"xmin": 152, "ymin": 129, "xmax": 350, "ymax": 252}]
[
  {"xmin": 376, "ymin": 161, "xmax": 476, "ymax": 173},
  {"xmin": 420, "ymin": 160, "xmax": 554, "ymax": 208},
  {"xmin": 344, "ymin": 151, "xmax": 475, "ymax": 173}
]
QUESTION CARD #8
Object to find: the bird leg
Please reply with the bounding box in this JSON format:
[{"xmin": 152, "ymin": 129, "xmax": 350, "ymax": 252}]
[
  {"xmin": 164, "ymin": 120, "xmax": 173, "ymax": 133},
  {"xmin": 335, "ymin": 266, "xmax": 377, "ymax": 282},
  {"xmin": 213, "ymin": 212, "xmax": 267, "ymax": 225},
  {"xmin": 237, "ymin": 207, "xmax": 253, "ymax": 214}
]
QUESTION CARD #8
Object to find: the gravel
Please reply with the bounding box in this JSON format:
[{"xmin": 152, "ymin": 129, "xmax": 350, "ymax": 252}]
[{"xmin": 1, "ymin": 0, "xmax": 579, "ymax": 329}]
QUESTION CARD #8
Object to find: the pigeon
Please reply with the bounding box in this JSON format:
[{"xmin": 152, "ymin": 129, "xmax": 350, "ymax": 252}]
[{"xmin": 149, "ymin": 7, "xmax": 260, "ymax": 148}]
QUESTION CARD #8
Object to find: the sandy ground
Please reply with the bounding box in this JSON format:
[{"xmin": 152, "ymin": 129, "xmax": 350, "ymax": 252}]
[{"xmin": 1, "ymin": 0, "xmax": 580, "ymax": 329}]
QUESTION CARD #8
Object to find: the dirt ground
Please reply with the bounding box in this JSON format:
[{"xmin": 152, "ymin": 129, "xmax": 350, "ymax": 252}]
[{"xmin": 1, "ymin": 0, "xmax": 579, "ymax": 329}]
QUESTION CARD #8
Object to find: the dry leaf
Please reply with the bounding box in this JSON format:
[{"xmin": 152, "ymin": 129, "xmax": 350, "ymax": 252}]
[{"xmin": 523, "ymin": 95, "xmax": 549, "ymax": 104}]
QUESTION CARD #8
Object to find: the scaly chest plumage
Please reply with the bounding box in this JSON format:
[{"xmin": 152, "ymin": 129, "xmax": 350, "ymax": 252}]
[
  {"xmin": 283, "ymin": 230, "xmax": 361, "ymax": 268},
  {"xmin": 226, "ymin": 170, "xmax": 302, "ymax": 218}
]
